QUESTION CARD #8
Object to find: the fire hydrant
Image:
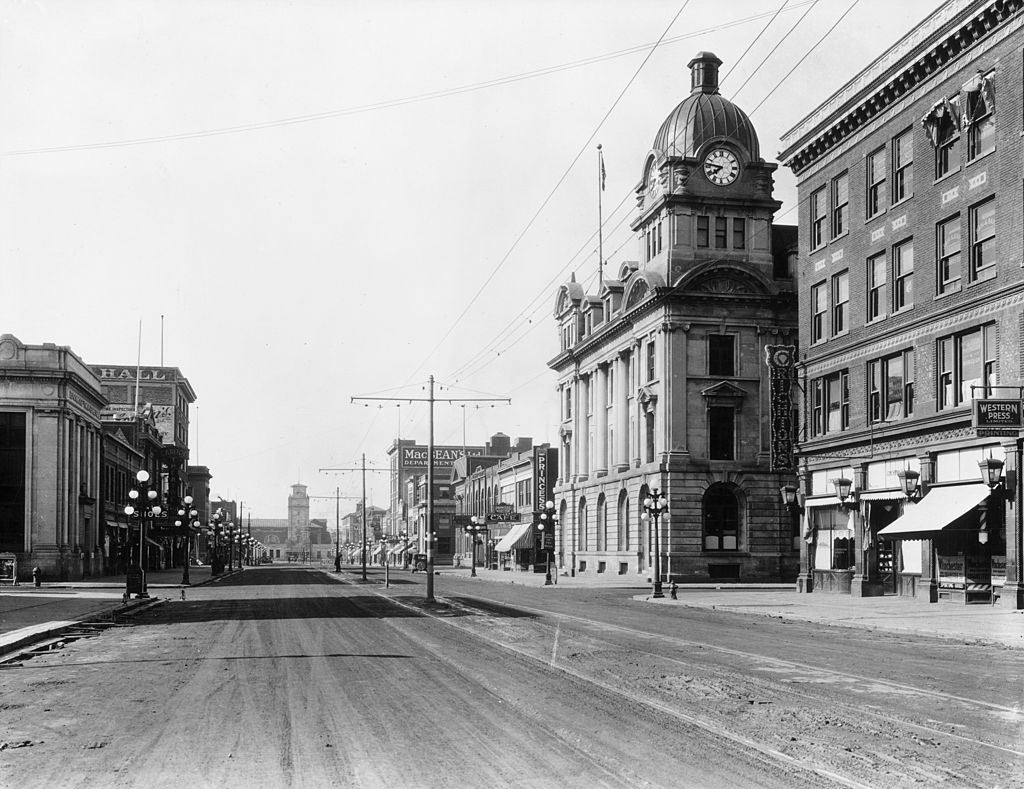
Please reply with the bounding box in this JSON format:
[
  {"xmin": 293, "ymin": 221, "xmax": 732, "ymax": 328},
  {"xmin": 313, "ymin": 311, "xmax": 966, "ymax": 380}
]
[
  {"xmin": 670, "ymin": 582, "xmax": 678, "ymax": 600},
  {"xmin": 32, "ymin": 566, "xmax": 41, "ymax": 587}
]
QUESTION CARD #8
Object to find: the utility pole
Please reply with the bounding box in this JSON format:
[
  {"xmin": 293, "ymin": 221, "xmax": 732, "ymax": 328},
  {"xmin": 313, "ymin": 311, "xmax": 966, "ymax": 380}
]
[
  {"xmin": 309, "ymin": 491, "xmax": 361, "ymax": 570},
  {"xmin": 352, "ymin": 375, "xmax": 509, "ymax": 602},
  {"xmin": 319, "ymin": 459, "xmax": 386, "ymax": 582}
]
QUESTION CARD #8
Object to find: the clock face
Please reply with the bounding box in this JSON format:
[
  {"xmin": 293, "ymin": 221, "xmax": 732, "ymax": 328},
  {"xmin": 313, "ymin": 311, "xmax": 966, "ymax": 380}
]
[{"xmin": 703, "ymin": 149, "xmax": 740, "ymax": 185}]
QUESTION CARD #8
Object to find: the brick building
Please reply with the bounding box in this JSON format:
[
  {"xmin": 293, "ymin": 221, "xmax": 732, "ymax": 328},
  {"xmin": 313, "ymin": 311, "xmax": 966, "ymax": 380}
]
[
  {"xmin": 550, "ymin": 53, "xmax": 800, "ymax": 586},
  {"xmin": 778, "ymin": 0, "xmax": 1023, "ymax": 607}
]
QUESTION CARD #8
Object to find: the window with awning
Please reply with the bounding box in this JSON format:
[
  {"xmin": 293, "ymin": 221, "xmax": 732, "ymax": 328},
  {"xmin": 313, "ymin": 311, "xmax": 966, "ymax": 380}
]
[{"xmin": 878, "ymin": 483, "xmax": 989, "ymax": 540}]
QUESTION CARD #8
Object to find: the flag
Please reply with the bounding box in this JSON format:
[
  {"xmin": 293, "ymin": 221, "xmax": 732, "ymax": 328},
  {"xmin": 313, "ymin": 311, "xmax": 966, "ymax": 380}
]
[{"xmin": 599, "ymin": 146, "xmax": 606, "ymax": 191}]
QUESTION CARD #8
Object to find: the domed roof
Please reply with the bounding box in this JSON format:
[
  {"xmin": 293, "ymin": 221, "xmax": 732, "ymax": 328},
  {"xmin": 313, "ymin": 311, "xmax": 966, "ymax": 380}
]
[{"xmin": 651, "ymin": 52, "xmax": 760, "ymax": 161}]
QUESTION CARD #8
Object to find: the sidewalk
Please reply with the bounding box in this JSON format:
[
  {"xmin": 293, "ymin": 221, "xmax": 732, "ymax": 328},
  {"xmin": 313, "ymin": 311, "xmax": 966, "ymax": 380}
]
[
  {"xmin": 434, "ymin": 565, "xmax": 1024, "ymax": 650},
  {"xmin": 0, "ymin": 566, "xmax": 240, "ymax": 656}
]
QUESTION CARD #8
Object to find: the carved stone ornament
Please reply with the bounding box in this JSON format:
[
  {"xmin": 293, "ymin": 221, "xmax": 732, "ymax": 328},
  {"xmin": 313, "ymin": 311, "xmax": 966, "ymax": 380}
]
[{"xmin": 692, "ymin": 274, "xmax": 753, "ymax": 295}]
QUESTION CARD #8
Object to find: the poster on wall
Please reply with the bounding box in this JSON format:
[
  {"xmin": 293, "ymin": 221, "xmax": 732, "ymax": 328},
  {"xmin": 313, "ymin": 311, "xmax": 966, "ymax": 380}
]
[{"xmin": 937, "ymin": 554, "xmax": 965, "ymax": 590}]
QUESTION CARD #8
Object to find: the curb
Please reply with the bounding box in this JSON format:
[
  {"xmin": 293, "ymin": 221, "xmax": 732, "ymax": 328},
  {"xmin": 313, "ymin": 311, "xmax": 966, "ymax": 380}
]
[{"xmin": 0, "ymin": 597, "xmax": 164, "ymax": 659}]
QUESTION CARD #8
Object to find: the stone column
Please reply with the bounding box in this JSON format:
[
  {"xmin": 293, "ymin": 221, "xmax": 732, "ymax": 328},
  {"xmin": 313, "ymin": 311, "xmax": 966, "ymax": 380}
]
[
  {"xmin": 576, "ymin": 374, "xmax": 590, "ymax": 480},
  {"xmin": 594, "ymin": 365, "xmax": 608, "ymax": 477},
  {"xmin": 999, "ymin": 438, "xmax": 1023, "ymax": 609},
  {"xmin": 615, "ymin": 352, "xmax": 630, "ymax": 471}
]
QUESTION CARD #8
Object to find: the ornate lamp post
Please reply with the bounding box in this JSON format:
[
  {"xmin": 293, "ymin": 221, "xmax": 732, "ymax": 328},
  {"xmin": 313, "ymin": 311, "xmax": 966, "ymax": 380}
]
[
  {"xmin": 174, "ymin": 495, "xmax": 200, "ymax": 585},
  {"xmin": 536, "ymin": 501, "xmax": 556, "ymax": 586},
  {"xmin": 643, "ymin": 488, "xmax": 669, "ymax": 599},
  {"xmin": 124, "ymin": 469, "xmax": 162, "ymax": 599},
  {"xmin": 466, "ymin": 516, "xmax": 488, "ymax": 578}
]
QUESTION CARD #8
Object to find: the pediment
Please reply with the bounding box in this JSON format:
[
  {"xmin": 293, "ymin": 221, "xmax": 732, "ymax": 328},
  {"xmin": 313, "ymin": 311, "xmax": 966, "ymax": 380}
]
[{"xmin": 701, "ymin": 381, "xmax": 747, "ymax": 402}]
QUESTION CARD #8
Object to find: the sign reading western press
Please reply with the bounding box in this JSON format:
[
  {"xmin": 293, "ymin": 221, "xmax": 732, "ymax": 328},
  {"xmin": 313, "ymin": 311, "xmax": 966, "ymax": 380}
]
[
  {"xmin": 399, "ymin": 446, "xmax": 484, "ymax": 469},
  {"xmin": 973, "ymin": 399, "xmax": 1023, "ymax": 437}
]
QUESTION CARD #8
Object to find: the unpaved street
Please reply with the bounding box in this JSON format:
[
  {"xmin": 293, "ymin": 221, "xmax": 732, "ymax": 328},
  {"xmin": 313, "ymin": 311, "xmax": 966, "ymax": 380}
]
[{"xmin": 2, "ymin": 566, "xmax": 1022, "ymax": 789}]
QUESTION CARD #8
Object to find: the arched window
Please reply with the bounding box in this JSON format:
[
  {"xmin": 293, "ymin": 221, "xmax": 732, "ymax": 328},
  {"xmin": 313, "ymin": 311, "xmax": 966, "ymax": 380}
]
[
  {"xmin": 703, "ymin": 483, "xmax": 740, "ymax": 551},
  {"xmin": 596, "ymin": 493, "xmax": 607, "ymax": 551},
  {"xmin": 617, "ymin": 489, "xmax": 629, "ymax": 551},
  {"xmin": 578, "ymin": 497, "xmax": 588, "ymax": 552}
]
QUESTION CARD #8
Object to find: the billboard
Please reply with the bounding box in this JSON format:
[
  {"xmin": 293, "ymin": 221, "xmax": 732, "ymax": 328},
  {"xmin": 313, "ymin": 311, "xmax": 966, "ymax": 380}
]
[{"xmin": 399, "ymin": 446, "xmax": 484, "ymax": 469}]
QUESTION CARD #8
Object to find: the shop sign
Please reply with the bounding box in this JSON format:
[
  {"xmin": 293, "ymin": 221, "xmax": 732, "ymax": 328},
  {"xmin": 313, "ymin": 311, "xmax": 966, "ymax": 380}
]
[
  {"xmin": 973, "ymin": 399, "xmax": 1022, "ymax": 437},
  {"xmin": 487, "ymin": 512, "xmax": 520, "ymax": 523}
]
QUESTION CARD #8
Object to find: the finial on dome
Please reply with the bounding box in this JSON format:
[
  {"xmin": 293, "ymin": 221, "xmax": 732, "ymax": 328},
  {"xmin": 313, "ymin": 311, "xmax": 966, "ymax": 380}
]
[{"xmin": 688, "ymin": 51, "xmax": 722, "ymax": 95}]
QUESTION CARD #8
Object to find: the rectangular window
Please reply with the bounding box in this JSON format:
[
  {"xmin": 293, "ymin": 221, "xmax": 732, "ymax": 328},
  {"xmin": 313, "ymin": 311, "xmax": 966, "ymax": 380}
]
[
  {"xmin": 937, "ymin": 215, "xmax": 961, "ymax": 292},
  {"xmin": 893, "ymin": 129, "xmax": 913, "ymax": 203},
  {"xmin": 732, "ymin": 217, "xmax": 746, "ymax": 249},
  {"xmin": 938, "ymin": 324, "xmax": 997, "ymax": 409},
  {"xmin": 646, "ymin": 340, "xmax": 656, "ymax": 382},
  {"xmin": 830, "ymin": 271, "xmax": 849, "ymax": 336},
  {"xmin": 708, "ymin": 406, "xmax": 735, "ymax": 460},
  {"xmin": 866, "ymin": 148, "xmax": 886, "ymax": 217},
  {"xmin": 830, "ymin": 172, "xmax": 849, "ymax": 238},
  {"xmin": 867, "ymin": 252, "xmax": 887, "ymax": 321},
  {"xmin": 868, "ymin": 349, "xmax": 914, "ymax": 422},
  {"xmin": 893, "ymin": 240, "xmax": 914, "ymax": 311},
  {"xmin": 811, "ymin": 371, "xmax": 848, "ymax": 437},
  {"xmin": 811, "ymin": 282, "xmax": 826, "ymax": 343},
  {"xmin": 935, "ymin": 112, "xmax": 959, "ymax": 179},
  {"xmin": 696, "ymin": 216, "xmax": 709, "ymax": 248},
  {"xmin": 714, "ymin": 216, "xmax": 728, "ymax": 249},
  {"xmin": 969, "ymin": 198, "xmax": 996, "ymax": 279},
  {"xmin": 564, "ymin": 387, "xmax": 572, "ymax": 420},
  {"xmin": 966, "ymin": 78, "xmax": 995, "ymax": 160},
  {"xmin": 810, "ymin": 187, "xmax": 825, "ymax": 249},
  {"xmin": 708, "ymin": 335, "xmax": 735, "ymax": 377}
]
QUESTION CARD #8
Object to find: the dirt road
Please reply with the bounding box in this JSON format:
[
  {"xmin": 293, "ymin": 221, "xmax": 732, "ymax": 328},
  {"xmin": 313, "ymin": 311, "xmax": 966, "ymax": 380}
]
[{"xmin": 2, "ymin": 567, "xmax": 1021, "ymax": 788}]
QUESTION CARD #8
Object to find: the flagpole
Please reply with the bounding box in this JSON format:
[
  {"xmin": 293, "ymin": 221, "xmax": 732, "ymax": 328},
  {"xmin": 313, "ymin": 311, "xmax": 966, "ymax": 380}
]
[{"xmin": 597, "ymin": 144, "xmax": 604, "ymax": 286}]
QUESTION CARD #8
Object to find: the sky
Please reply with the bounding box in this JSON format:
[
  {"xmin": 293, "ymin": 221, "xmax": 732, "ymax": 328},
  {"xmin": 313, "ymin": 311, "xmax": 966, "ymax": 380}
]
[{"xmin": 1, "ymin": 0, "xmax": 945, "ymax": 520}]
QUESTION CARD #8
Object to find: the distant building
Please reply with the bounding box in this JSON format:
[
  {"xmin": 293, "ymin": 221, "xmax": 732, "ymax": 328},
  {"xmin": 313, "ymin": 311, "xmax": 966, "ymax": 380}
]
[{"xmin": 778, "ymin": 0, "xmax": 1024, "ymax": 607}]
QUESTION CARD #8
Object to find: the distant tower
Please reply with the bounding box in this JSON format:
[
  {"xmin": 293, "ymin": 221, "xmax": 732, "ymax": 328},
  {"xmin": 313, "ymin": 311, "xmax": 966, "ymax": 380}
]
[{"xmin": 288, "ymin": 483, "xmax": 310, "ymax": 547}]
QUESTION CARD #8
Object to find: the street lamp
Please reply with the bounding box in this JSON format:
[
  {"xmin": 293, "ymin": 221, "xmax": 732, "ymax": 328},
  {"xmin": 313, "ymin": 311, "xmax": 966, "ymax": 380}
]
[
  {"xmin": 124, "ymin": 469, "xmax": 161, "ymax": 599},
  {"xmin": 466, "ymin": 516, "xmax": 487, "ymax": 578},
  {"xmin": 536, "ymin": 501, "xmax": 556, "ymax": 586},
  {"xmin": 210, "ymin": 509, "xmax": 226, "ymax": 574},
  {"xmin": 643, "ymin": 487, "xmax": 669, "ymax": 599},
  {"xmin": 174, "ymin": 495, "xmax": 200, "ymax": 585}
]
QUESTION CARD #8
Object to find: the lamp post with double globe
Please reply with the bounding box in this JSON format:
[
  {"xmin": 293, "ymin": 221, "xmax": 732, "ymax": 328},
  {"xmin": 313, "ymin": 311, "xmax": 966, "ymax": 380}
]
[
  {"xmin": 643, "ymin": 488, "xmax": 669, "ymax": 599},
  {"xmin": 536, "ymin": 500, "xmax": 557, "ymax": 586},
  {"xmin": 175, "ymin": 495, "xmax": 200, "ymax": 585},
  {"xmin": 124, "ymin": 469, "xmax": 161, "ymax": 599}
]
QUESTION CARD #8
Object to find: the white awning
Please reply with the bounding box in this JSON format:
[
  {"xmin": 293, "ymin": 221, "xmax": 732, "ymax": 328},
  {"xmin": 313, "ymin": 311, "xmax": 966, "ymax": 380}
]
[
  {"xmin": 494, "ymin": 522, "xmax": 533, "ymax": 553},
  {"xmin": 859, "ymin": 490, "xmax": 906, "ymax": 502},
  {"xmin": 387, "ymin": 542, "xmax": 408, "ymax": 557},
  {"xmin": 804, "ymin": 496, "xmax": 841, "ymax": 508},
  {"xmin": 371, "ymin": 544, "xmax": 383, "ymax": 558},
  {"xmin": 878, "ymin": 483, "xmax": 990, "ymax": 539}
]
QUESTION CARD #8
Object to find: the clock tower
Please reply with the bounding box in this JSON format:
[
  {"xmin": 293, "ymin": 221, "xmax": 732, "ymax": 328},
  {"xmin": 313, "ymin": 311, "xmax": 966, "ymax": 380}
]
[
  {"xmin": 550, "ymin": 52, "xmax": 798, "ymax": 589},
  {"xmin": 632, "ymin": 51, "xmax": 783, "ymax": 286}
]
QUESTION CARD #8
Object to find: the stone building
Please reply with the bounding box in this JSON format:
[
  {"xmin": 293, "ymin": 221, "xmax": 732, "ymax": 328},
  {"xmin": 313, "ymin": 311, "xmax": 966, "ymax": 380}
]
[
  {"xmin": 0, "ymin": 334, "xmax": 106, "ymax": 580},
  {"xmin": 550, "ymin": 53, "xmax": 800, "ymax": 585},
  {"xmin": 778, "ymin": 0, "xmax": 1024, "ymax": 607}
]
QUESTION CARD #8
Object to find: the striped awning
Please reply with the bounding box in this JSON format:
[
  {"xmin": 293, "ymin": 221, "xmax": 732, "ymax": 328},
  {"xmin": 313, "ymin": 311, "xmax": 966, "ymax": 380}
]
[{"xmin": 494, "ymin": 522, "xmax": 533, "ymax": 553}]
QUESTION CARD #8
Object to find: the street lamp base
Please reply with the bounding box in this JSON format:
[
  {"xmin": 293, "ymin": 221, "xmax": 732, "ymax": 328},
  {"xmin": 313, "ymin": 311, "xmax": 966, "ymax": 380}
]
[{"xmin": 652, "ymin": 582, "xmax": 664, "ymax": 599}]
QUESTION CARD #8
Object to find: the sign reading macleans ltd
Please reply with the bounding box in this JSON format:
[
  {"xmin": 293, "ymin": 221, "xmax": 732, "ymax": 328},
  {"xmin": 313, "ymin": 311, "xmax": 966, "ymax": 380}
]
[
  {"xmin": 973, "ymin": 399, "xmax": 1023, "ymax": 436},
  {"xmin": 400, "ymin": 446, "xmax": 484, "ymax": 468}
]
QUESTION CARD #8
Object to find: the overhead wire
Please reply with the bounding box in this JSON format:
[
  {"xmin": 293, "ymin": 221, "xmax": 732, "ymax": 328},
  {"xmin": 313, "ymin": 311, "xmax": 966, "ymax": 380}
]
[
  {"xmin": 0, "ymin": 3, "xmax": 816, "ymax": 158},
  {"xmin": 444, "ymin": 0, "xmax": 817, "ymax": 387},
  {"xmin": 403, "ymin": 0, "xmax": 694, "ymax": 387}
]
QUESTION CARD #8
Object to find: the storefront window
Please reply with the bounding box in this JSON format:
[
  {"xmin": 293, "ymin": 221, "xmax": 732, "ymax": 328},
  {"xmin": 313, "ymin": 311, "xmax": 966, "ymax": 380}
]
[{"xmin": 813, "ymin": 508, "xmax": 855, "ymax": 570}]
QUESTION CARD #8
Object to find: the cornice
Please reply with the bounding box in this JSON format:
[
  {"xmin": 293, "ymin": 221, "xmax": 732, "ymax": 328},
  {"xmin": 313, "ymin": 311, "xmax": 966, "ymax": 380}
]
[{"xmin": 779, "ymin": 0, "xmax": 1023, "ymax": 175}]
